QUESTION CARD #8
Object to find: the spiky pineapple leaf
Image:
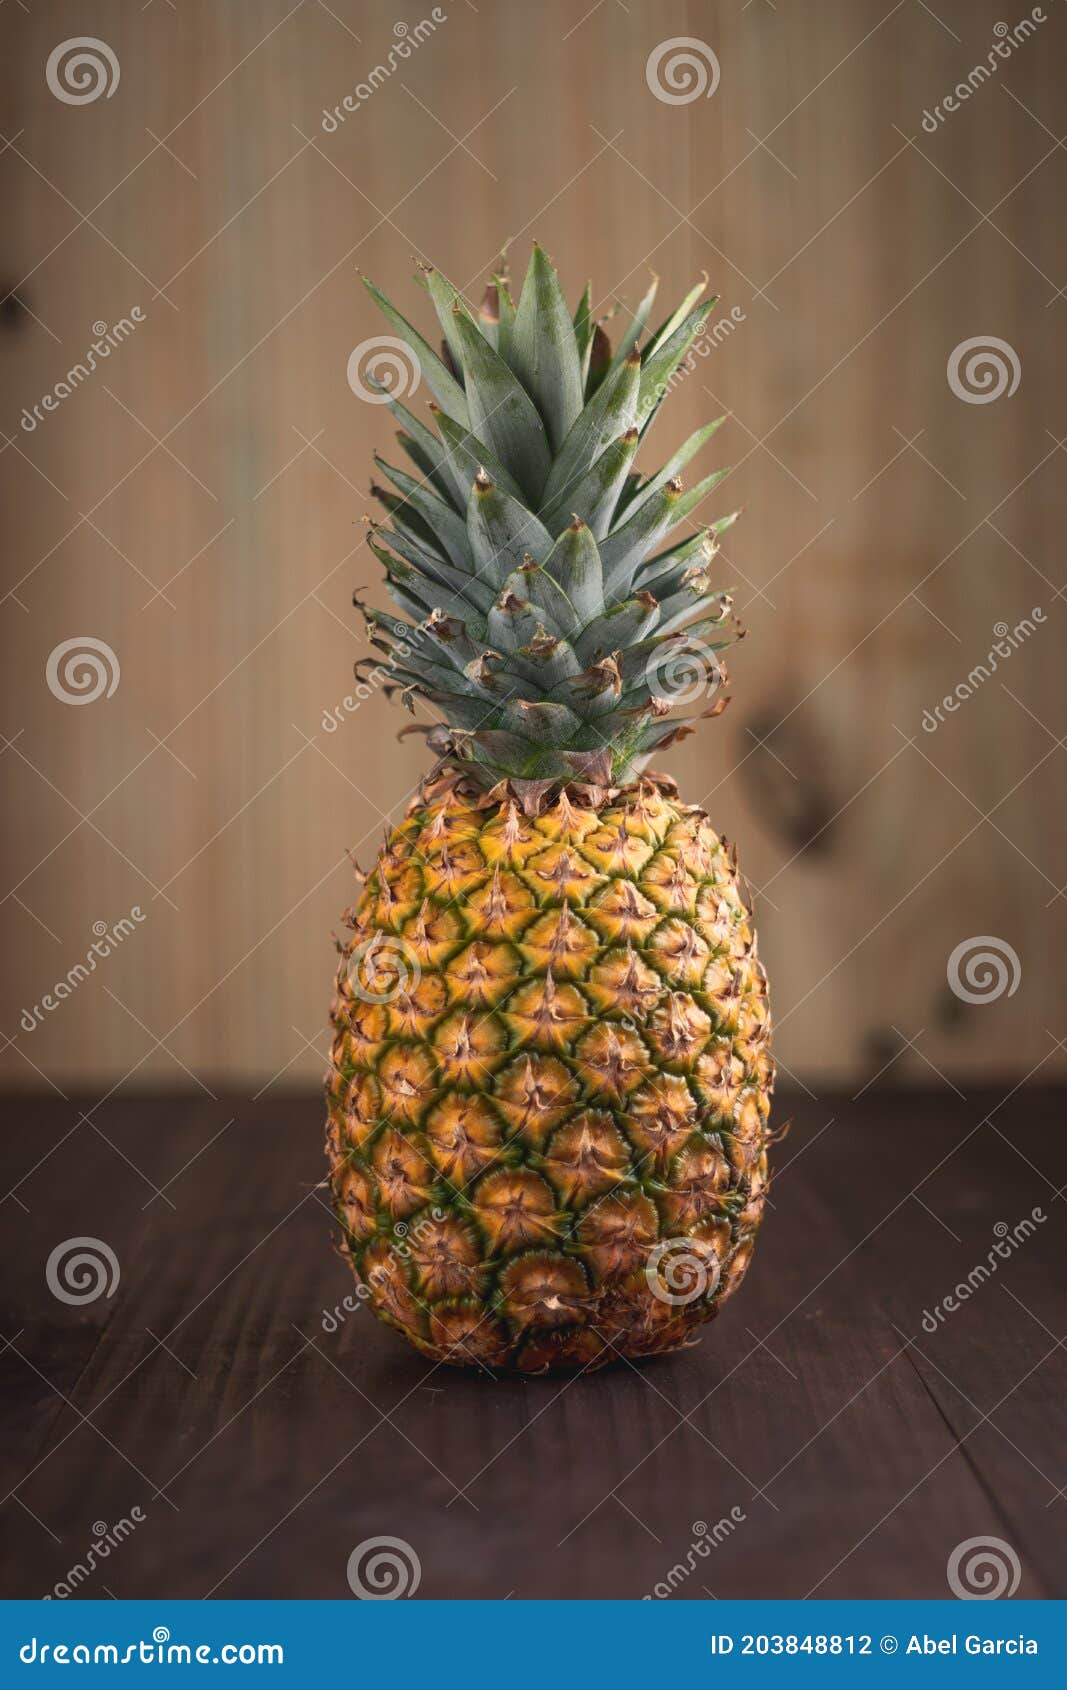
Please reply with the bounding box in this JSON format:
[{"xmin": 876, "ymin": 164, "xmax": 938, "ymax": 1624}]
[
  {"xmin": 357, "ymin": 248, "xmax": 746, "ymax": 789},
  {"xmin": 540, "ymin": 427, "xmax": 640, "ymax": 539},
  {"xmin": 373, "ymin": 455, "xmax": 474, "ymax": 571},
  {"xmin": 492, "ymin": 273, "xmax": 516, "ymax": 361},
  {"xmin": 467, "ymin": 472, "xmax": 554, "ymax": 588},
  {"xmin": 575, "ymin": 594, "xmax": 661, "ymax": 667},
  {"xmin": 644, "ymin": 277, "xmax": 711, "ymax": 358},
  {"xmin": 371, "ymin": 531, "xmax": 495, "ymax": 618},
  {"xmin": 488, "ymin": 589, "xmax": 566, "ymax": 652},
  {"xmin": 365, "ymin": 376, "xmax": 465, "ymax": 506},
  {"xmin": 637, "ymin": 527, "xmax": 718, "ymax": 596},
  {"xmin": 509, "ymin": 244, "xmax": 585, "ymax": 453},
  {"xmin": 396, "ymin": 430, "xmax": 452, "ymax": 501},
  {"xmin": 623, "ymin": 419, "xmax": 726, "ymax": 520},
  {"xmin": 477, "ymin": 283, "xmax": 501, "ymax": 351},
  {"xmin": 500, "ymin": 699, "xmax": 584, "ymax": 745},
  {"xmin": 431, "ymin": 408, "xmax": 526, "ymax": 505},
  {"xmin": 637, "ymin": 302, "xmax": 716, "ymax": 434},
  {"xmin": 503, "ymin": 561, "xmax": 580, "ymax": 641},
  {"xmin": 572, "ymin": 281, "xmax": 593, "ymax": 366},
  {"xmin": 451, "ymin": 309, "xmax": 552, "ymax": 504},
  {"xmin": 673, "ymin": 467, "xmax": 733, "ymax": 524},
  {"xmin": 657, "ymin": 584, "xmax": 732, "ymax": 637},
  {"xmin": 605, "ymin": 274, "xmax": 659, "ymax": 375},
  {"xmin": 585, "ymin": 323, "xmax": 613, "ymax": 397},
  {"xmin": 541, "ymin": 519, "xmax": 604, "ymax": 628},
  {"xmin": 421, "ymin": 266, "xmax": 474, "ymax": 376},
  {"xmin": 361, "ymin": 276, "xmax": 469, "ymax": 425},
  {"xmin": 599, "ymin": 479, "xmax": 685, "ymax": 599},
  {"xmin": 537, "ymin": 351, "xmax": 640, "ymax": 513}
]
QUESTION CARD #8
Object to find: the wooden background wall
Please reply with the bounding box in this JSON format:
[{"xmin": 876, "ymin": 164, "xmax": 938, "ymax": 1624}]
[{"xmin": 2, "ymin": 0, "xmax": 1064, "ymax": 1092}]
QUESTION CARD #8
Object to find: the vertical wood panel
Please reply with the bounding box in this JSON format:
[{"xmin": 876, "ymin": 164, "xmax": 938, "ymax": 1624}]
[{"xmin": 1, "ymin": 0, "xmax": 1063, "ymax": 1088}]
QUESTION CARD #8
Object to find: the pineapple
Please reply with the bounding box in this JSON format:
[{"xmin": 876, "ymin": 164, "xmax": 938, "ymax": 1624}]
[{"xmin": 325, "ymin": 247, "xmax": 773, "ymax": 1373}]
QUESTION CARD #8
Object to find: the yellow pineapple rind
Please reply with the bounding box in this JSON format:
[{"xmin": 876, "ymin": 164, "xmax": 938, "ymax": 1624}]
[{"xmin": 326, "ymin": 780, "xmax": 773, "ymax": 1374}]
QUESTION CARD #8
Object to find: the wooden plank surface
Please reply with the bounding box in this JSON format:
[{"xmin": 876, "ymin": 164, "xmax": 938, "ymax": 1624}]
[{"xmin": 2, "ymin": 1088, "xmax": 1063, "ymax": 1600}]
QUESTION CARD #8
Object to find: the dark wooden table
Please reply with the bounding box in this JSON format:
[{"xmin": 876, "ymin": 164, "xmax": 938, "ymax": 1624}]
[{"xmin": 2, "ymin": 1089, "xmax": 1064, "ymax": 1600}]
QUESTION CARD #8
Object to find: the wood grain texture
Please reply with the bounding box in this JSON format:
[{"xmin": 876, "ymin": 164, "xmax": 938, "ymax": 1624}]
[
  {"xmin": 1, "ymin": 0, "xmax": 1064, "ymax": 1089},
  {"xmin": 1, "ymin": 1088, "xmax": 1064, "ymax": 1599}
]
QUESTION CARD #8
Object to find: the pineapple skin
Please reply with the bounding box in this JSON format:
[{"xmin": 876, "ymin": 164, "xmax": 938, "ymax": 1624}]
[{"xmin": 326, "ymin": 776, "xmax": 773, "ymax": 1374}]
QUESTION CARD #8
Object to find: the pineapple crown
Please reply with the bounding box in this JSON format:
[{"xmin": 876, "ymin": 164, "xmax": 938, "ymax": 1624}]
[{"xmin": 355, "ymin": 244, "xmax": 742, "ymax": 811}]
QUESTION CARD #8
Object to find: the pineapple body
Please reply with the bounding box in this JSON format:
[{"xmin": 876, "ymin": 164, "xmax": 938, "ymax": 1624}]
[
  {"xmin": 325, "ymin": 246, "xmax": 776, "ymax": 1370},
  {"xmin": 327, "ymin": 778, "xmax": 772, "ymax": 1373}
]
